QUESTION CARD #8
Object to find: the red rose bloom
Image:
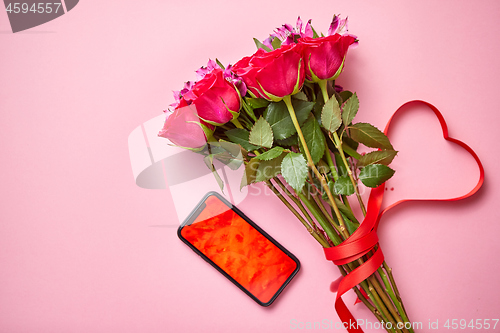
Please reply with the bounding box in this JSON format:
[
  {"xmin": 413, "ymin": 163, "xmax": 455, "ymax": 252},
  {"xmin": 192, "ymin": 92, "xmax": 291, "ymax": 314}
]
[
  {"xmin": 298, "ymin": 34, "xmax": 356, "ymax": 82},
  {"xmin": 158, "ymin": 105, "xmax": 214, "ymax": 149},
  {"xmin": 232, "ymin": 44, "xmax": 305, "ymax": 102},
  {"xmin": 180, "ymin": 69, "xmax": 241, "ymax": 126}
]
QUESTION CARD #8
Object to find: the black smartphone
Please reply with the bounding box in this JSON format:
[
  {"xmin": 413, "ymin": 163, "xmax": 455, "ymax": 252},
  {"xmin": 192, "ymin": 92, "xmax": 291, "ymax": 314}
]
[{"xmin": 177, "ymin": 192, "xmax": 300, "ymax": 306}]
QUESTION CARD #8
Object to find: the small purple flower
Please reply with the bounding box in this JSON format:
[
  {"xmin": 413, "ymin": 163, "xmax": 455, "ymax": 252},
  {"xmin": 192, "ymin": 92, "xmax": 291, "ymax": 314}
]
[
  {"xmin": 224, "ymin": 64, "xmax": 247, "ymax": 97},
  {"xmin": 264, "ymin": 17, "xmax": 314, "ymax": 49},
  {"xmin": 170, "ymin": 81, "xmax": 195, "ymax": 108},
  {"xmin": 195, "ymin": 59, "xmax": 219, "ymax": 80},
  {"xmin": 327, "ymin": 15, "xmax": 358, "ymax": 48},
  {"xmin": 296, "ymin": 17, "xmax": 313, "ymax": 39}
]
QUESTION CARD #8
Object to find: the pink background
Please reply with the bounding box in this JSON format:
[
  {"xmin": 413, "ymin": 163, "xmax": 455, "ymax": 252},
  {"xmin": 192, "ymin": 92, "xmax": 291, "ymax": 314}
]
[{"xmin": 1, "ymin": 1, "xmax": 499, "ymax": 332}]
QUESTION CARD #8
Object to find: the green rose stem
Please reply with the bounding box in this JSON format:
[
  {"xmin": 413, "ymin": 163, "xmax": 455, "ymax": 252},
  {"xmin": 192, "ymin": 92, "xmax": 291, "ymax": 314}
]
[
  {"xmin": 323, "ymin": 142, "xmax": 339, "ymax": 181},
  {"xmin": 304, "ymin": 174, "xmax": 403, "ymax": 330},
  {"xmin": 265, "ymin": 180, "xmax": 329, "ymax": 247},
  {"xmin": 271, "ymin": 173, "xmax": 403, "ymax": 333},
  {"xmin": 300, "ymin": 191, "xmax": 401, "ymax": 332},
  {"xmin": 342, "ymin": 142, "xmax": 362, "ymax": 159},
  {"xmin": 283, "ymin": 95, "xmax": 350, "ymax": 240},
  {"xmin": 316, "ymin": 80, "xmax": 411, "ymax": 329},
  {"xmin": 272, "ymin": 181, "xmax": 395, "ymax": 331},
  {"xmin": 383, "ymin": 261, "xmax": 404, "ymax": 304},
  {"xmin": 319, "ymin": 82, "xmax": 413, "ymax": 332},
  {"xmin": 282, "ymin": 93, "xmax": 407, "ymax": 331},
  {"xmin": 318, "ymin": 80, "xmax": 367, "ymax": 216},
  {"xmin": 382, "ymin": 263, "xmax": 412, "ymax": 331},
  {"xmin": 272, "ymin": 178, "xmax": 322, "ymax": 236},
  {"xmin": 378, "ymin": 266, "xmax": 413, "ymax": 332}
]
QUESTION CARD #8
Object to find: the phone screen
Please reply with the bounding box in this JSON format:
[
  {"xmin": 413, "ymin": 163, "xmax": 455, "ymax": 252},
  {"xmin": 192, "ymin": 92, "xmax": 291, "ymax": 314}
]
[{"xmin": 178, "ymin": 192, "xmax": 300, "ymax": 306}]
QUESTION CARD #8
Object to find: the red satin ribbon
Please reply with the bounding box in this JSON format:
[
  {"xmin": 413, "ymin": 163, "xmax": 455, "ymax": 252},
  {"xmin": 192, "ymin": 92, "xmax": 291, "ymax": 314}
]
[{"xmin": 323, "ymin": 100, "xmax": 485, "ymax": 332}]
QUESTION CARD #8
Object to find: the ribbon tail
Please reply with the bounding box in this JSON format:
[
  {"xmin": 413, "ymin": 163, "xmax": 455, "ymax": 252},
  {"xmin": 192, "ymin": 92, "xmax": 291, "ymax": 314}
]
[{"xmin": 334, "ymin": 248, "xmax": 385, "ymax": 333}]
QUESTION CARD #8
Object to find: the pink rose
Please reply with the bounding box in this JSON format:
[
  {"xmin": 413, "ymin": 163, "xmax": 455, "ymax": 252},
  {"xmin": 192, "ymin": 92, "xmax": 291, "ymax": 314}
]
[
  {"xmin": 232, "ymin": 44, "xmax": 305, "ymax": 102},
  {"xmin": 298, "ymin": 34, "xmax": 356, "ymax": 82},
  {"xmin": 158, "ymin": 105, "xmax": 214, "ymax": 149},
  {"xmin": 180, "ymin": 68, "xmax": 241, "ymax": 125}
]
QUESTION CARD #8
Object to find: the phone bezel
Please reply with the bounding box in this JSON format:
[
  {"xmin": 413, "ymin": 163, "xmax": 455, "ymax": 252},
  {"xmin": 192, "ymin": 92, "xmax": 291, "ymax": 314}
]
[{"xmin": 177, "ymin": 191, "xmax": 301, "ymax": 307}]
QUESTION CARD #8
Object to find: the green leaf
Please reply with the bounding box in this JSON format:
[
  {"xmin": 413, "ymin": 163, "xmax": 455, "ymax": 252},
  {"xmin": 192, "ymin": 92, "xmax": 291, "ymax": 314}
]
[
  {"xmin": 322, "ymin": 190, "xmax": 359, "ymax": 224},
  {"xmin": 311, "ymin": 25, "xmax": 320, "ymax": 38},
  {"xmin": 342, "ymin": 133, "xmax": 359, "ymax": 152},
  {"xmin": 339, "ymin": 90, "xmax": 353, "ymax": 103},
  {"xmin": 281, "ymin": 152, "xmax": 308, "ymax": 192},
  {"xmin": 299, "ymin": 115, "xmax": 325, "ymax": 164},
  {"xmin": 264, "ymin": 100, "xmax": 314, "ymax": 140},
  {"xmin": 225, "ymin": 128, "xmax": 259, "ymax": 151},
  {"xmin": 271, "ymin": 36, "xmax": 282, "ymax": 50},
  {"xmin": 215, "ymin": 58, "xmax": 225, "ymax": 70},
  {"xmin": 276, "ymin": 134, "xmax": 298, "ymax": 147},
  {"xmin": 342, "ymin": 92, "xmax": 359, "ymax": 125},
  {"xmin": 321, "ymin": 96, "xmax": 342, "ymax": 133},
  {"xmin": 203, "ymin": 155, "xmax": 224, "ymax": 192},
  {"xmin": 349, "ymin": 123, "xmax": 394, "ymax": 150},
  {"xmin": 241, "ymin": 152, "xmax": 287, "ymax": 188},
  {"xmin": 333, "ymin": 176, "xmax": 355, "ymax": 196},
  {"xmin": 293, "ymin": 99, "xmax": 316, "ymax": 123},
  {"xmin": 216, "ymin": 141, "xmax": 244, "ymax": 170},
  {"xmin": 254, "ymin": 147, "xmax": 285, "ymax": 161},
  {"xmin": 317, "ymin": 159, "xmax": 330, "ymax": 174},
  {"xmin": 246, "ymin": 97, "xmax": 270, "ymax": 109},
  {"xmin": 249, "ymin": 117, "xmax": 273, "ymax": 148},
  {"xmin": 313, "ymin": 92, "xmax": 325, "ymax": 124},
  {"xmin": 293, "ymin": 91, "xmax": 308, "ymax": 101},
  {"xmin": 255, "ymin": 153, "xmax": 285, "ymax": 182},
  {"xmin": 359, "ymin": 164, "xmax": 395, "ymax": 188},
  {"xmin": 217, "ymin": 140, "xmax": 241, "ymax": 158},
  {"xmin": 335, "ymin": 198, "xmax": 359, "ymax": 224},
  {"xmin": 341, "ymin": 211, "xmax": 359, "ymax": 234},
  {"xmin": 253, "ymin": 38, "xmax": 272, "ymax": 52},
  {"xmin": 240, "ymin": 158, "xmax": 260, "ymax": 189},
  {"xmin": 357, "ymin": 150, "xmax": 398, "ymax": 167},
  {"xmin": 240, "ymin": 99, "xmax": 257, "ymax": 121}
]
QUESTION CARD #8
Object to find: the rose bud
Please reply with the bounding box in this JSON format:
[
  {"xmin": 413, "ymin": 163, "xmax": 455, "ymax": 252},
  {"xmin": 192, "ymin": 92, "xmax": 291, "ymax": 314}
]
[
  {"xmin": 232, "ymin": 44, "xmax": 305, "ymax": 102},
  {"xmin": 183, "ymin": 68, "xmax": 241, "ymax": 126},
  {"xmin": 158, "ymin": 105, "xmax": 214, "ymax": 150},
  {"xmin": 298, "ymin": 34, "xmax": 356, "ymax": 82}
]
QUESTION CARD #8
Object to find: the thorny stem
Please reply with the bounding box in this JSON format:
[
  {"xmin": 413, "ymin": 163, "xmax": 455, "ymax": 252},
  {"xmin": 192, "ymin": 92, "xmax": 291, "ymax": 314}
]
[
  {"xmin": 238, "ymin": 90, "xmax": 413, "ymax": 332},
  {"xmin": 323, "ymin": 141, "xmax": 339, "ymax": 181},
  {"xmin": 283, "ymin": 95, "xmax": 350, "ymax": 240},
  {"xmin": 318, "ymin": 80, "xmax": 367, "ymax": 216},
  {"xmin": 317, "ymin": 81, "xmax": 412, "ymax": 331},
  {"xmin": 265, "ymin": 180, "xmax": 329, "ymax": 248},
  {"xmin": 378, "ymin": 267, "xmax": 415, "ymax": 333}
]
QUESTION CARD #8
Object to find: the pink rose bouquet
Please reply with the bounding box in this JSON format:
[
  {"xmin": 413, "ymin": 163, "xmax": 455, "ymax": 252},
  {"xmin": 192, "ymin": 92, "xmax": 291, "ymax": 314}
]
[{"xmin": 159, "ymin": 15, "xmax": 415, "ymax": 333}]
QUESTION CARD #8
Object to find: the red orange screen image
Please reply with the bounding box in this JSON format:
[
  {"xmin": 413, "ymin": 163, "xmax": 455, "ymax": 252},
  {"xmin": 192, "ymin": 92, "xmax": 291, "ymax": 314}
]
[{"xmin": 180, "ymin": 195, "xmax": 298, "ymax": 304}]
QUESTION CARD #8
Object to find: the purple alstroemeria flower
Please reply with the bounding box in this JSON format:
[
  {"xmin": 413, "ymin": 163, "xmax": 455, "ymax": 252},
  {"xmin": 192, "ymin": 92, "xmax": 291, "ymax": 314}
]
[
  {"xmin": 224, "ymin": 64, "xmax": 247, "ymax": 97},
  {"xmin": 169, "ymin": 81, "xmax": 195, "ymax": 109},
  {"xmin": 263, "ymin": 16, "xmax": 314, "ymax": 49},
  {"xmin": 328, "ymin": 15, "xmax": 359, "ymax": 48},
  {"xmin": 195, "ymin": 59, "xmax": 219, "ymax": 80}
]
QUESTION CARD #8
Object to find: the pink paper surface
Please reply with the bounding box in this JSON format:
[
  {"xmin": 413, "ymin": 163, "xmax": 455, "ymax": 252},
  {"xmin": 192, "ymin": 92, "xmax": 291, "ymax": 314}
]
[{"xmin": 1, "ymin": 1, "xmax": 499, "ymax": 332}]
